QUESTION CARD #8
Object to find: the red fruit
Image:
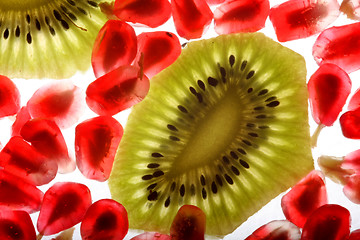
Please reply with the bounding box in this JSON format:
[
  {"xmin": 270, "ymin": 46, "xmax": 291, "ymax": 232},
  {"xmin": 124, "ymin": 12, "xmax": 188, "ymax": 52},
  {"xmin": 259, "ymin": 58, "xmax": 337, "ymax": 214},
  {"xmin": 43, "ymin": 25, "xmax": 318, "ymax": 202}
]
[
  {"xmin": 245, "ymin": 220, "xmax": 301, "ymax": 240},
  {"xmin": 269, "ymin": 0, "xmax": 340, "ymax": 42},
  {"xmin": 86, "ymin": 65, "xmax": 150, "ymax": 116},
  {"xmin": 171, "ymin": 0, "xmax": 213, "ymax": 40},
  {"xmin": 301, "ymin": 204, "xmax": 351, "ymax": 240},
  {"xmin": 75, "ymin": 116, "xmax": 123, "ymax": 181},
  {"xmin": 80, "ymin": 199, "xmax": 128, "ymax": 240},
  {"xmin": 27, "ymin": 81, "xmax": 85, "ymax": 129},
  {"xmin": 0, "ymin": 208, "xmax": 36, "ymax": 240},
  {"xmin": 134, "ymin": 31, "xmax": 181, "ymax": 78},
  {"xmin": 0, "ymin": 75, "xmax": 21, "ymax": 118},
  {"xmin": 340, "ymin": 0, "xmax": 360, "ymax": 20},
  {"xmin": 281, "ymin": 170, "xmax": 327, "ymax": 228},
  {"xmin": 11, "ymin": 106, "xmax": 31, "ymax": 137},
  {"xmin": 347, "ymin": 88, "xmax": 360, "ymax": 111},
  {"xmin": 340, "ymin": 108, "xmax": 360, "ymax": 139},
  {"xmin": 349, "ymin": 229, "xmax": 360, "ymax": 240},
  {"xmin": 0, "ymin": 169, "xmax": 43, "ymax": 213},
  {"xmin": 343, "ymin": 174, "xmax": 360, "ymax": 204},
  {"xmin": 313, "ymin": 22, "xmax": 360, "ymax": 73},
  {"xmin": 0, "ymin": 136, "xmax": 58, "ymax": 186},
  {"xmin": 37, "ymin": 182, "xmax": 92, "ymax": 236},
  {"xmin": 20, "ymin": 118, "xmax": 75, "ymax": 173},
  {"xmin": 341, "ymin": 149, "xmax": 360, "ymax": 172},
  {"xmin": 92, "ymin": 20, "xmax": 137, "ymax": 78},
  {"xmin": 113, "ymin": 0, "xmax": 171, "ymax": 28},
  {"xmin": 170, "ymin": 205, "xmax": 206, "ymax": 240},
  {"xmin": 214, "ymin": 0, "xmax": 270, "ymax": 35},
  {"xmin": 205, "ymin": 0, "xmax": 225, "ymax": 5},
  {"xmin": 130, "ymin": 232, "xmax": 171, "ymax": 240}
]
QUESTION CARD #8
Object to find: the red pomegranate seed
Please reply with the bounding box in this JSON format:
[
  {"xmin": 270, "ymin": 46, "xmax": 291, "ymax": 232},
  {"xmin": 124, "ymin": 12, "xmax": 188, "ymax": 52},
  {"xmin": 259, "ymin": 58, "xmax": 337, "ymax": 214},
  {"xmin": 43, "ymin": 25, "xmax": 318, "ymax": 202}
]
[
  {"xmin": 75, "ymin": 116, "xmax": 123, "ymax": 181},
  {"xmin": 343, "ymin": 174, "xmax": 360, "ymax": 204},
  {"xmin": 245, "ymin": 220, "xmax": 301, "ymax": 240},
  {"xmin": 37, "ymin": 182, "xmax": 92, "ymax": 236},
  {"xmin": 340, "ymin": 108, "xmax": 360, "ymax": 139},
  {"xmin": 0, "ymin": 169, "xmax": 43, "ymax": 213},
  {"xmin": 313, "ymin": 22, "xmax": 360, "ymax": 73},
  {"xmin": 134, "ymin": 31, "xmax": 181, "ymax": 79},
  {"xmin": 10, "ymin": 106, "xmax": 31, "ymax": 137},
  {"xmin": 86, "ymin": 65, "xmax": 150, "ymax": 116},
  {"xmin": 281, "ymin": 170, "xmax": 328, "ymax": 228},
  {"xmin": 92, "ymin": 20, "xmax": 138, "ymax": 78},
  {"xmin": 269, "ymin": 0, "xmax": 340, "ymax": 42},
  {"xmin": 20, "ymin": 118, "xmax": 75, "ymax": 174},
  {"xmin": 80, "ymin": 199, "xmax": 128, "ymax": 240},
  {"xmin": 170, "ymin": 205, "xmax": 206, "ymax": 240},
  {"xmin": 340, "ymin": 0, "xmax": 360, "ymax": 20},
  {"xmin": 113, "ymin": 0, "xmax": 171, "ymax": 28},
  {"xmin": 213, "ymin": 0, "xmax": 270, "ymax": 35},
  {"xmin": 301, "ymin": 204, "xmax": 351, "ymax": 240},
  {"xmin": 0, "ymin": 136, "xmax": 58, "ymax": 186},
  {"xmin": 26, "ymin": 81, "xmax": 85, "ymax": 129},
  {"xmin": 341, "ymin": 149, "xmax": 360, "ymax": 172},
  {"xmin": 0, "ymin": 75, "xmax": 21, "ymax": 118},
  {"xmin": 130, "ymin": 232, "xmax": 171, "ymax": 240},
  {"xmin": 349, "ymin": 229, "xmax": 360, "ymax": 240},
  {"xmin": 0, "ymin": 208, "xmax": 36, "ymax": 240},
  {"xmin": 205, "ymin": 0, "xmax": 225, "ymax": 5},
  {"xmin": 347, "ymin": 87, "xmax": 360, "ymax": 111},
  {"xmin": 171, "ymin": 0, "xmax": 213, "ymax": 40}
]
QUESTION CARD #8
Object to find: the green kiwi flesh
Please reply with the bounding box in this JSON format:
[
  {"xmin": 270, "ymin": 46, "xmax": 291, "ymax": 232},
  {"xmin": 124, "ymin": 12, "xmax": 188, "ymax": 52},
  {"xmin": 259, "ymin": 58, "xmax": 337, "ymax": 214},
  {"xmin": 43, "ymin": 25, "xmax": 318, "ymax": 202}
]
[
  {"xmin": 0, "ymin": 0, "xmax": 107, "ymax": 79},
  {"xmin": 108, "ymin": 32, "xmax": 313, "ymax": 237}
]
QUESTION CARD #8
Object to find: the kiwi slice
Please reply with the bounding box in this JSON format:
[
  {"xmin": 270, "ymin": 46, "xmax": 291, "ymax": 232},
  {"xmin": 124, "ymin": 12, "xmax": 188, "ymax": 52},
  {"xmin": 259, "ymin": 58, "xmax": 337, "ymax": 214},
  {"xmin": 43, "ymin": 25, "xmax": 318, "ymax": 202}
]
[
  {"xmin": 108, "ymin": 32, "xmax": 313, "ymax": 237},
  {"xmin": 0, "ymin": 0, "xmax": 107, "ymax": 79}
]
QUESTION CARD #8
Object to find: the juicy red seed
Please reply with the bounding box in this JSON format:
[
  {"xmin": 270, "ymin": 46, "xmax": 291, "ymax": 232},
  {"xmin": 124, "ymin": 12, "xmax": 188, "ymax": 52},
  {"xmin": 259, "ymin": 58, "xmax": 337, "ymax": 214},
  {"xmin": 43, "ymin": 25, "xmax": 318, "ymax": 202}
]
[
  {"xmin": 130, "ymin": 232, "xmax": 171, "ymax": 240},
  {"xmin": 80, "ymin": 199, "xmax": 128, "ymax": 240},
  {"xmin": 86, "ymin": 65, "xmax": 150, "ymax": 116},
  {"xmin": 37, "ymin": 182, "xmax": 92, "ymax": 236},
  {"xmin": 340, "ymin": 108, "xmax": 360, "ymax": 139},
  {"xmin": 342, "ymin": 149, "xmax": 360, "ymax": 172},
  {"xmin": 11, "ymin": 106, "xmax": 31, "ymax": 137},
  {"xmin": 0, "ymin": 75, "xmax": 21, "ymax": 118},
  {"xmin": 75, "ymin": 116, "xmax": 123, "ymax": 181},
  {"xmin": 245, "ymin": 220, "xmax": 301, "ymax": 240},
  {"xmin": 0, "ymin": 208, "xmax": 37, "ymax": 240},
  {"xmin": 113, "ymin": 0, "xmax": 171, "ymax": 28},
  {"xmin": 269, "ymin": 0, "xmax": 340, "ymax": 42},
  {"xmin": 343, "ymin": 174, "xmax": 360, "ymax": 204},
  {"xmin": 205, "ymin": 0, "xmax": 225, "ymax": 5},
  {"xmin": 349, "ymin": 229, "xmax": 360, "ymax": 240},
  {"xmin": 347, "ymin": 87, "xmax": 360, "ymax": 111},
  {"xmin": 340, "ymin": 0, "xmax": 360, "ymax": 20},
  {"xmin": 171, "ymin": 0, "xmax": 213, "ymax": 40},
  {"xmin": 213, "ymin": 0, "xmax": 270, "ymax": 35}
]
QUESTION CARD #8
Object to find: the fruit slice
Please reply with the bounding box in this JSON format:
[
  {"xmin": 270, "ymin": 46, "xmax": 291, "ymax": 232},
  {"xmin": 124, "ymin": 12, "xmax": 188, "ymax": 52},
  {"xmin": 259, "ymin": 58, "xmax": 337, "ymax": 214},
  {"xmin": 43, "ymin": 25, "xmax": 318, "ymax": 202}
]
[
  {"xmin": 269, "ymin": 0, "xmax": 340, "ymax": 42},
  {"xmin": 0, "ymin": 75, "xmax": 20, "ymax": 118},
  {"xmin": 0, "ymin": 208, "xmax": 36, "ymax": 240},
  {"xmin": 130, "ymin": 232, "xmax": 171, "ymax": 240},
  {"xmin": 340, "ymin": 0, "xmax": 360, "ymax": 20},
  {"xmin": 340, "ymin": 108, "xmax": 360, "ymax": 139},
  {"xmin": 80, "ymin": 199, "xmax": 129, "ymax": 240},
  {"xmin": 245, "ymin": 220, "xmax": 301, "ymax": 240},
  {"xmin": 108, "ymin": 33, "xmax": 313, "ymax": 236}
]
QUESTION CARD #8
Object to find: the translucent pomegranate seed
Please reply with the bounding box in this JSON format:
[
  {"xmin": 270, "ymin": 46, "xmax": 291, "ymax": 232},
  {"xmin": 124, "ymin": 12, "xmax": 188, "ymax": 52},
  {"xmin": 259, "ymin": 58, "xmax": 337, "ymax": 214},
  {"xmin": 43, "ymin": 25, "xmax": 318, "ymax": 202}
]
[
  {"xmin": 269, "ymin": 0, "xmax": 340, "ymax": 42},
  {"xmin": 75, "ymin": 116, "xmax": 123, "ymax": 181},
  {"xmin": 37, "ymin": 182, "xmax": 92, "ymax": 236},
  {"xmin": 113, "ymin": 0, "xmax": 171, "ymax": 28},
  {"xmin": 80, "ymin": 199, "xmax": 128, "ymax": 240},
  {"xmin": 340, "ymin": 0, "xmax": 360, "ymax": 20},
  {"xmin": 245, "ymin": 220, "xmax": 301, "ymax": 240},
  {"xmin": 341, "ymin": 149, "xmax": 360, "ymax": 172},
  {"xmin": 340, "ymin": 108, "xmax": 360, "ymax": 139},
  {"xmin": 171, "ymin": 0, "xmax": 213, "ymax": 40},
  {"xmin": 0, "ymin": 208, "xmax": 36, "ymax": 240},
  {"xmin": 0, "ymin": 136, "xmax": 58, "ymax": 186},
  {"xmin": 343, "ymin": 174, "xmax": 360, "ymax": 204},
  {"xmin": 347, "ymin": 87, "xmax": 360, "ymax": 111},
  {"xmin": 281, "ymin": 170, "xmax": 327, "ymax": 228},
  {"xmin": 130, "ymin": 232, "xmax": 171, "ymax": 240},
  {"xmin": 20, "ymin": 118, "xmax": 75, "ymax": 174},
  {"xmin": 349, "ymin": 229, "xmax": 360, "ymax": 240},
  {"xmin": 92, "ymin": 20, "xmax": 138, "ymax": 78},
  {"xmin": 27, "ymin": 81, "xmax": 85, "ymax": 129},
  {"xmin": 10, "ymin": 106, "xmax": 31, "ymax": 137},
  {"xmin": 134, "ymin": 31, "xmax": 181, "ymax": 78},
  {"xmin": 0, "ymin": 169, "xmax": 43, "ymax": 213},
  {"xmin": 170, "ymin": 205, "xmax": 206, "ymax": 240},
  {"xmin": 86, "ymin": 65, "xmax": 150, "ymax": 116},
  {"xmin": 213, "ymin": 0, "xmax": 270, "ymax": 35},
  {"xmin": 313, "ymin": 22, "xmax": 360, "ymax": 73},
  {"xmin": 205, "ymin": 0, "xmax": 225, "ymax": 5},
  {"xmin": 0, "ymin": 75, "xmax": 21, "ymax": 118}
]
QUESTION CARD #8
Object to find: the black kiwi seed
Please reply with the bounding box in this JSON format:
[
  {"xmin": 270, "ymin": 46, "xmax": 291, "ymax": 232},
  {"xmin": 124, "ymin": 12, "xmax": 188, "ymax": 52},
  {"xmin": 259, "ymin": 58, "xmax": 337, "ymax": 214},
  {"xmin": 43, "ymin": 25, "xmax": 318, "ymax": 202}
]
[
  {"xmin": 211, "ymin": 182, "xmax": 218, "ymax": 194},
  {"xmin": 180, "ymin": 184, "xmax": 185, "ymax": 197},
  {"xmin": 224, "ymin": 174, "xmax": 234, "ymax": 185},
  {"xmin": 230, "ymin": 151, "xmax": 238, "ymax": 159},
  {"xmin": 238, "ymin": 148, "xmax": 247, "ymax": 155},
  {"xmin": 151, "ymin": 152, "xmax": 163, "ymax": 158},
  {"xmin": 26, "ymin": 33, "xmax": 32, "ymax": 44},
  {"xmin": 247, "ymin": 88, "xmax": 253, "ymax": 93},
  {"xmin": 241, "ymin": 60, "xmax": 247, "ymax": 70},
  {"xmin": 246, "ymin": 70, "xmax": 255, "ymax": 79},
  {"xmin": 167, "ymin": 124, "xmax": 178, "ymax": 131},
  {"xmin": 216, "ymin": 174, "xmax": 223, "ymax": 186},
  {"xmin": 197, "ymin": 80, "xmax": 205, "ymax": 91},
  {"xmin": 178, "ymin": 105, "xmax": 188, "ymax": 113},
  {"xmin": 164, "ymin": 197, "xmax": 171, "ymax": 207},
  {"xmin": 77, "ymin": 7, "xmax": 87, "ymax": 15},
  {"xmin": 147, "ymin": 183, "xmax": 157, "ymax": 190},
  {"xmin": 26, "ymin": 14, "xmax": 31, "ymax": 24},
  {"xmin": 200, "ymin": 175, "xmax": 206, "ymax": 186},
  {"xmin": 148, "ymin": 191, "xmax": 158, "ymax": 201},
  {"xmin": 265, "ymin": 96, "xmax": 277, "ymax": 102},
  {"xmin": 222, "ymin": 156, "xmax": 230, "ymax": 164},
  {"xmin": 258, "ymin": 89, "xmax": 269, "ymax": 96},
  {"xmin": 229, "ymin": 55, "xmax": 235, "ymax": 67},
  {"xmin": 169, "ymin": 136, "xmax": 180, "ymax": 141},
  {"xmin": 242, "ymin": 139, "xmax": 252, "ymax": 146},
  {"xmin": 35, "ymin": 19, "xmax": 41, "ymax": 31},
  {"xmin": 231, "ymin": 166, "xmax": 240, "ymax": 176},
  {"xmin": 67, "ymin": 0, "xmax": 76, "ymax": 5},
  {"xmin": 170, "ymin": 182, "xmax": 176, "ymax": 192},
  {"xmin": 147, "ymin": 163, "xmax": 160, "ymax": 169},
  {"xmin": 202, "ymin": 188, "xmax": 207, "ymax": 199},
  {"xmin": 240, "ymin": 159, "xmax": 250, "ymax": 169},
  {"xmin": 153, "ymin": 170, "xmax": 164, "ymax": 177},
  {"xmin": 266, "ymin": 101, "xmax": 280, "ymax": 107},
  {"xmin": 142, "ymin": 175, "xmax": 153, "ymax": 181},
  {"xmin": 256, "ymin": 114, "xmax": 267, "ymax": 119},
  {"xmin": 87, "ymin": 0, "xmax": 99, "ymax": 7},
  {"xmin": 248, "ymin": 132, "xmax": 259, "ymax": 137},
  {"xmin": 15, "ymin": 26, "xmax": 20, "ymax": 37},
  {"xmin": 3, "ymin": 29, "xmax": 9, "ymax": 39},
  {"xmin": 208, "ymin": 77, "xmax": 218, "ymax": 87},
  {"xmin": 246, "ymin": 123, "xmax": 255, "ymax": 128}
]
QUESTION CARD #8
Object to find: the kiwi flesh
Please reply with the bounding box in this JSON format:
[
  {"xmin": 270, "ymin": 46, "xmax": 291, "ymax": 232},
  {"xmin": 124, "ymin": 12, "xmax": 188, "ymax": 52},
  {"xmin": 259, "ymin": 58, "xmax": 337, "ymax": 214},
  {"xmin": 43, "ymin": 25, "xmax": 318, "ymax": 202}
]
[
  {"xmin": 0, "ymin": 0, "xmax": 107, "ymax": 79},
  {"xmin": 108, "ymin": 32, "xmax": 313, "ymax": 237}
]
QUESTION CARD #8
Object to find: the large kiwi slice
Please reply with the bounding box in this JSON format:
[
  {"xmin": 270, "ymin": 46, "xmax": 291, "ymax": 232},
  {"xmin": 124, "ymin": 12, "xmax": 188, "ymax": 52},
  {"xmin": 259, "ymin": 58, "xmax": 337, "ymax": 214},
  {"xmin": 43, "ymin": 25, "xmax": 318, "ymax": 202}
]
[
  {"xmin": 0, "ymin": 0, "xmax": 107, "ymax": 79},
  {"xmin": 108, "ymin": 32, "xmax": 313, "ymax": 237}
]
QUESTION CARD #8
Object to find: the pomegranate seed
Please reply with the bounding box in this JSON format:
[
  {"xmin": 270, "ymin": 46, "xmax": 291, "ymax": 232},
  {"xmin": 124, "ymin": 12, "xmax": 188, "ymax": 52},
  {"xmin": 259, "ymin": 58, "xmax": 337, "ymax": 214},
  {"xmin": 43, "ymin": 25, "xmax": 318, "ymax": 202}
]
[
  {"xmin": 86, "ymin": 65, "xmax": 150, "ymax": 116},
  {"xmin": 37, "ymin": 182, "xmax": 92, "ymax": 236},
  {"xmin": 171, "ymin": 0, "xmax": 213, "ymax": 40},
  {"xmin": 130, "ymin": 232, "xmax": 171, "ymax": 240},
  {"xmin": 340, "ymin": 0, "xmax": 360, "ymax": 20},
  {"xmin": 0, "ymin": 136, "xmax": 58, "ymax": 186},
  {"xmin": 134, "ymin": 31, "xmax": 181, "ymax": 79},
  {"xmin": 0, "ymin": 208, "xmax": 36, "ymax": 240},
  {"xmin": 92, "ymin": 20, "xmax": 138, "ymax": 78},
  {"xmin": 10, "ymin": 106, "xmax": 31, "ymax": 137},
  {"xmin": 269, "ymin": 0, "xmax": 340, "ymax": 42},
  {"xmin": 26, "ymin": 81, "xmax": 85, "ymax": 129},
  {"xmin": 0, "ymin": 75, "xmax": 21, "ymax": 118},
  {"xmin": 0, "ymin": 169, "xmax": 43, "ymax": 213},
  {"xmin": 340, "ymin": 108, "xmax": 360, "ymax": 139},
  {"xmin": 313, "ymin": 22, "xmax": 360, "ymax": 73},
  {"xmin": 80, "ymin": 199, "xmax": 128, "ymax": 240},
  {"xmin": 347, "ymin": 87, "xmax": 360, "ymax": 111},
  {"xmin": 214, "ymin": 0, "xmax": 270, "ymax": 35},
  {"xmin": 170, "ymin": 205, "xmax": 206, "ymax": 240},
  {"xmin": 349, "ymin": 229, "xmax": 360, "ymax": 240},
  {"xmin": 20, "ymin": 118, "xmax": 75, "ymax": 174},
  {"xmin": 75, "ymin": 116, "xmax": 123, "ymax": 181},
  {"xmin": 281, "ymin": 170, "xmax": 327, "ymax": 228},
  {"xmin": 343, "ymin": 174, "xmax": 360, "ymax": 204},
  {"xmin": 341, "ymin": 149, "xmax": 360, "ymax": 172},
  {"xmin": 205, "ymin": 0, "xmax": 225, "ymax": 5},
  {"xmin": 245, "ymin": 220, "xmax": 301, "ymax": 240},
  {"xmin": 301, "ymin": 204, "xmax": 351, "ymax": 240}
]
